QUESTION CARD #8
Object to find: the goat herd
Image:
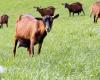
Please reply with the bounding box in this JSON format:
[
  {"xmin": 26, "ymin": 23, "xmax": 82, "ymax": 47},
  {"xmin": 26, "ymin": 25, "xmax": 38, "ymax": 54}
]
[{"xmin": 0, "ymin": 1, "xmax": 100, "ymax": 57}]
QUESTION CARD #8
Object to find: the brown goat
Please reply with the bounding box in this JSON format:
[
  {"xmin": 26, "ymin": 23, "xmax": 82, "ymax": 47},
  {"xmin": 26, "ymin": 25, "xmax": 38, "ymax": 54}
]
[
  {"xmin": 13, "ymin": 14, "xmax": 59, "ymax": 57},
  {"xmin": 33, "ymin": 6, "xmax": 55, "ymax": 16},
  {"xmin": 73, "ymin": 2, "xmax": 82, "ymax": 7},
  {"xmin": 62, "ymin": 2, "xmax": 85, "ymax": 16},
  {"xmin": 90, "ymin": 2, "xmax": 100, "ymax": 23},
  {"xmin": 0, "ymin": 14, "xmax": 9, "ymax": 28}
]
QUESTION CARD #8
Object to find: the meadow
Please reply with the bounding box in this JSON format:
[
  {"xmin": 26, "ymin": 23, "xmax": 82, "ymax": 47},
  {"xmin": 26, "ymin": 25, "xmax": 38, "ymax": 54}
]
[{"xmin": 0, "ymin": 0, "xmax": 100, "ymax": 80}]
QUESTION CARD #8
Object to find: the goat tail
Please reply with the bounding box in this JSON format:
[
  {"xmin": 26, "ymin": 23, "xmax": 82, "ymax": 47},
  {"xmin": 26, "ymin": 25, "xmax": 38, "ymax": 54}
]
[
  {"xmin": 16, "ymin": 15, "xmax": 23, "ymax": 22},
  {"xmin": 19, "ymin": 15, "xmax": 22, "ymax": 21},
  {"xmin": 82, "ymin": 8, "xmax": 85, "ymax": 15}
]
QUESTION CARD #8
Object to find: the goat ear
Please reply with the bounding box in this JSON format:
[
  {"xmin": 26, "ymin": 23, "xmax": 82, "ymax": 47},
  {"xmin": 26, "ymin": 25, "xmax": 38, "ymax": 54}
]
[{"xmin": 53, "ymin": 14, "xmax": 59, "ymax": 20}]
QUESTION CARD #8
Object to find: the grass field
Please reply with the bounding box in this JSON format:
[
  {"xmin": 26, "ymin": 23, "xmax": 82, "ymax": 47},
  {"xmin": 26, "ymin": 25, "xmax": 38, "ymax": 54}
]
[{"xmin": 0, "ymin": 0, "xmax": 100, "ymax": 80}]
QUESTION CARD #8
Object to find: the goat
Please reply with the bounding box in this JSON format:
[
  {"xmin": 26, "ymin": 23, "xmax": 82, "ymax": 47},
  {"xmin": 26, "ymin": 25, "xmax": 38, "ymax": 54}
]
[
  {"xmin": 90, "ymin": 2, "xmax": 100, "ymax": 23},
  {"xmin": 62, "ymin": 2, "xmax": 85, "ymax": 16},
  {"xmin": 0, "ymin": 14, "xmax": 9, "ymax": 28},
  {"xmin": 13, "ymin": 14, "xmax": 59, "ymax": 57},
  {"xmin": 33, "ymin": 6, "xmax": 55, "ymax": 16}
]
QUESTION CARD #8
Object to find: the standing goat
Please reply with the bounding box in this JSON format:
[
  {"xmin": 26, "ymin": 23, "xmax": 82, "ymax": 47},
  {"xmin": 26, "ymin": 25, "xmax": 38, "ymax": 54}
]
[
  {"xmin": 0, "ymin": 14, "xmax": 9, "ymax": 28},
  {"xmin": 33, "ymin": 6, "xmax": 55, "ymax": 16},
  {"xmin": 90, "ymin": 1, "xmax": 100, "ymax": 23},
  {"xmin": 62, "ymin": 2, "xmax": 85, "ymax": 16},
  {"xmin": 13, "ymin": 14, "xmax": 59, "ymax": 57}
]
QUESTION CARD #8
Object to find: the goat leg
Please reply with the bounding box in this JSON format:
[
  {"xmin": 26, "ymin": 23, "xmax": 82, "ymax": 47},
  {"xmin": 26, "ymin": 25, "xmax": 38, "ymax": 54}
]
[
  {"xmin": 82, "ymin": 10, "xmax": 85, "ymax": 15},
  {"xmin": 30, "ymin": 39, "xmax": 35, "ymax": 57},
  {"xmin": 6, "ymin": 22, "xmax": 8, "ymax": 27},
  {"xmin": 13, "ymin": 39, "xmax": 18, "ymax": 58},
  {"xmin": 73, "ymin": 12, "xmax": 74, "ymax": 16},
  {"xmin": 95, "ymin": 15, "xmax": 98, "ymax": 23},
  {"xmin": 38, "ymin": 41, "xmax": 43, "ymax": 54},
  {"xmin": 0, "ymin": 24, "xmax": 3, "ymax": 28},
  {"xmin": 94, "ymin": 15, "xmax": 96, "ymax": 23},
  {"xmin": 69, "ymin": 12, "xmax": 71, "ymax": 16}
]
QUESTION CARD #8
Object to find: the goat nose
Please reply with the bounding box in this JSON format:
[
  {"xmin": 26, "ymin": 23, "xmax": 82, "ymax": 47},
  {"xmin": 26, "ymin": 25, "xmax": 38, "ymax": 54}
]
[
  {"xmin": 47, "ymin": 28, "xmax": 51, "ymax": 32},
  {"xmin": 46, "ymin": 27, "xmax": 50, "ymax": 32}
]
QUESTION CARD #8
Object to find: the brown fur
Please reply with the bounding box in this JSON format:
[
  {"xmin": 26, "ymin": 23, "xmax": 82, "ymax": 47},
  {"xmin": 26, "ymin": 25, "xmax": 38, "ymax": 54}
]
[
  {"xmin": 0, "ymin": 14, "xmax": 9, "ymax": 28},
  {"xmin": 13, "ymin": 14, "xmax": 59, "ymax": 57},
  {"xmin": 62, "ymin": 2, "xmax": 85, "ymax": 16},
  {"xmin": 34, "ymin": 6, "xmax": 55, "ymax": 16},
  {"xmin": 90, "ymin": 2, "xmax": 100, "ymax": 23}
]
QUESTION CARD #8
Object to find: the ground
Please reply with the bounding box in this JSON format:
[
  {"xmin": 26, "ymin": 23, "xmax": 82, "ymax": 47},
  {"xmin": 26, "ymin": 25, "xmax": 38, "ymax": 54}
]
[{"xmin": 0, "ymin": 0, "xmax": 100, "ymax": 80}]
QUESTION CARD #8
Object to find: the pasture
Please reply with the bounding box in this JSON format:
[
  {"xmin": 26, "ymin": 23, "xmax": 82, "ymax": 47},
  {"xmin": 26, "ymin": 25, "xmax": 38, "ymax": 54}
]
[{"xmin": 0, "ymin": 0, "xmax": 100, "ymax": 80}]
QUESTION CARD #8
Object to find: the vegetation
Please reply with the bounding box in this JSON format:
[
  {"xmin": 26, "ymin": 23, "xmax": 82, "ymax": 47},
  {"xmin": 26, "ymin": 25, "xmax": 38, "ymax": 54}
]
[{"xmin": 0, "ymin": 0, "xmax": 100, "ymax": 80}]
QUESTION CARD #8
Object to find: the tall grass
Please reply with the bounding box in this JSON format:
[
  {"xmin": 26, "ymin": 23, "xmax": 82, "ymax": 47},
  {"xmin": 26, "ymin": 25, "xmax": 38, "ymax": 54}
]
[{"xmin": 0, "ymin": 0, "xmax": 100, "ymax": 80}]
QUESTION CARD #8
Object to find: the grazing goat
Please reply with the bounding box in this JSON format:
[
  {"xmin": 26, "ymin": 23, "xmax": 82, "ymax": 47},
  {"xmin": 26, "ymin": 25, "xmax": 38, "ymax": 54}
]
[
  {"xmin": 33, "ymin": 6, "xmax": 55, "ymax": 16},
  {"xmin": 13, "ymin": 14, "xmax": 59, "ymax": 57},
  {"xmin": 0, "ymin": 14, "xmax": 9, "ymax": 28},
  {"xmin": 90, "ymin": 2, "xmax": 100, "ymax": 23},
  {"xmin": 62, "ymin": 2, "xmax": 85, "ymax": 16}
]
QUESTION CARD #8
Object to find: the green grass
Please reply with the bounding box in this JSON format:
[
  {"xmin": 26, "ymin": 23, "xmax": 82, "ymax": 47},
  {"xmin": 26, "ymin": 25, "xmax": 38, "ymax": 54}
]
[{"xmin": 0, "ymin": 0, "xmax": 100, "ymax": 80}]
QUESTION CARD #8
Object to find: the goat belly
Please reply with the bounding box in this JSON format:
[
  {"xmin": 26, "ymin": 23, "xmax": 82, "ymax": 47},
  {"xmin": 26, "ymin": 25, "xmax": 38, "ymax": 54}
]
[{"xmin": 18, "ymin": 39, "xmax": 30, "ymax": 48}]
